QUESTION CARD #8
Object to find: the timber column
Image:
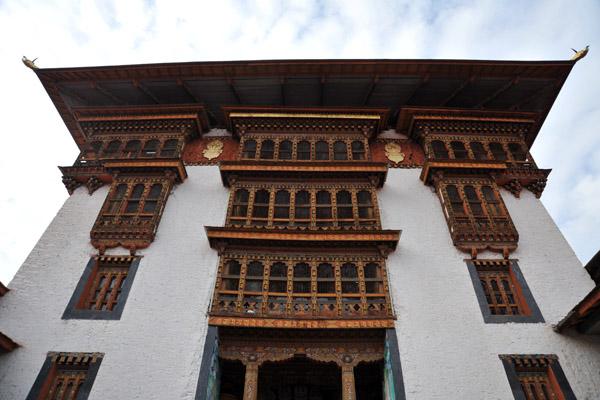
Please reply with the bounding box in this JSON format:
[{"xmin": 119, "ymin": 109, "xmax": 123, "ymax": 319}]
[
  {"xmin": 341, "ymin": 364, "xmax": 357, "ymax": 400},
  {"xmin": 243, "ymin": 361, "xmax": 259, "ymax": 400}
]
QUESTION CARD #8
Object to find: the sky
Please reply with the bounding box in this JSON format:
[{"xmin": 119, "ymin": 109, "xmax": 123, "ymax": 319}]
[{"xmin": 0, "ymin": 0, "xmax": 598, "ymax": 284}]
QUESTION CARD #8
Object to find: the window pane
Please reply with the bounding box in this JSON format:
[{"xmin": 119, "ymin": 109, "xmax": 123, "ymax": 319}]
[
  {"xmin": 270, "ymin": 262, "xmax": 287, "ymax": 277},
  {"xmin": 242, "ymin": 140, "xmax": 257, "ymax": 159},
  {"xmin": 431, "ymin": 140, "xmax": 449, "ymax": 158},
  {"xmin": 315, "ymin": 141, "xmax": 329, "ymax": 160},
  {"xmin": 247, "ymin": 261, "xmax": 264, "ymax": 277},
  {"xmin": 489, "ymin": 142, "xmax": 508, "ymax": 161},
  {"xmin": 341, "ymin": 263, "xmax": 358, "ymax": 278},
  {"xmin": 451, "ymin": 141, "xmax": 469, "ymax": 159},
  {"xmin": 333, "ymin": 141, "xmax": 348, "ymax": 160},
  {"xmin": 297, "ymin": 141, "xmax": 311, "ymax": 160},
  {"xmin": 278, "ymin": 140, "xmax": 292, "ymax": 160},
  {"xmin": 161, "ymin": 139, "xmax": 179, "ymax": 157},
  {"xmin": 363, "ymin": 263, "xmax": 380, "ymax": 278},
  {"xmin": 141, "ymin": 140, "xmax": 160, "ymax": 157},
  {"xmin": 470, "ymin": 142, "xmax": 488, "ymax": 160},
  {"xmin": 317, "ymin": 263, "xmax": 334, "ymax": 278},
  {"xmin": 260, "ymin": 140, "xmax": 275, "ymax": 159},
  {"xmin": 351, "ymin": 141, "xmax": 365, "ymax": 160},
  {"xmin": 146, "ymin": 184, "xmax": 162, "ymax": 200},
  {"xmin": 130, "ymin": 184, "xmax": 145, "ymax": 199},
  {"xmin": 294, "ymin": 262, "xmax": 310, "ymax": 278}
]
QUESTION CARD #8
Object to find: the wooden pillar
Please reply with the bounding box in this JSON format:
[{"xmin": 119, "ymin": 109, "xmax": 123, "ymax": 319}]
[
  {"xmin": 243, "ymin": 362, "xmax": 259, "ymax": 400},
  {"xmin": 341, "ymin": 365, "xmax": 356, "ymax": 400}
]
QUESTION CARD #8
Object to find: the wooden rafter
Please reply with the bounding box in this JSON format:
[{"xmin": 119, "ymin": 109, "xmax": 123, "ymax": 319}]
[
  {"xmin": 56, "ymin": 83, "xmax": 87, "ymax": 104},
  {"xmin": 320, "ymin": 75, "xmax": 325, "ymax": 106},
  {"xmin": 439, "ymin": 76, "xmax": 474, "ymax": 106},
  {"xmin": 476, "ymin": 78, "xmax": 519, "ymax": 109},
  {"xmin": 402, "ymin": 74, "xmax": 429, "ymax": 106},
  {"xmin": 227, "ymin": 76, "xmax": 244, "ymax": 104},
  {"xmin": 280, "ymin": 76, "xmax": 285, "ymax": 105},
  {"xmin": 509, "ymin": 82, "xmax": 555, "ymax": 110},
  {"xmin": 362, "ymin": 75, "xmax": 379, "ymax": 106},
  {"xmin": 91, "ymin": 81, "xmax": 128, "ymax": 105},
  {"xmin": 177, "ymin": 78, "xmax": 202, "ymax": 103},
  {"xmin": 133, "ymin": 79, "xmax": 163, "ymax": 104}
]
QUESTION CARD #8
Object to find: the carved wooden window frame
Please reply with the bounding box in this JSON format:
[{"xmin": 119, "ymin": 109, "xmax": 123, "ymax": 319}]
[
  {"xmin": 226, "ymin": 183, "xmax": 381, "ymax": 229},
  {"xmin": 76, "ymin": 135, "xmax": 184, "ymax": 165},
  {"xmin": 26, "ymin": 352, "xmax": 104, "ymax": 400},
  {"xmin": 62, "ymin": 256, "xmax": 142, "ymax": 320},
  {"xmin": 238, "ymin": 135, "xmax": 371, "ymax": 162},
  {"xmin": 211, "ymin": 253, "xmax": 393, "ymax": 319},
  {"xmin": 500, "ymin": 355, "xmax": 576, "ymax": 400},
  {"xmin": 466, "ymin": 260, "xmax": 543, "ymax": 323},
  {"xmin": 424, "ymin": 137, "xmax": 535, "ymax": 168},
  {"xmin": 437, "ymin": 178, "xmax": 516, "ymax": 237}
]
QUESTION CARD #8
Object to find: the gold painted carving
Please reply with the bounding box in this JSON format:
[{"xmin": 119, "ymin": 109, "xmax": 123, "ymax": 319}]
[
  {"xmin": 384, "ymin": 142, "xmax": 405, "ymax": 163},
  {"xmin": 203, "ymin": 140, "xmax": 224, "ymax": 160}
]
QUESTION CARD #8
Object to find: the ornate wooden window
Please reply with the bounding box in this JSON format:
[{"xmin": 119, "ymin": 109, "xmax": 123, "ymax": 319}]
[
  {"xmin": 226, "ymin": 184, "xmax": 380, "ymax": 229},
  {"xmin": 26, "ymin": 352, "xmax": 104, "ymax": 400},
  {"xmin": 466, "ymin": 260, "xmax": 543, "ymax": 323},
  {"xmin": 490, "ymin": 141, "xmax": 509, "ymax": 161},
  {"xmin": 436, "ymin": 178, "xmax": 518, "ymax": 254},
  {"xmin": 75, "ymin": 136, "xmax": 183, "ymax": 165},
  {"xmin": 450, "ymin": 141, "xmax": 469, "ymax": 159},
  {"xmin": 237, "ymin": 136, "xmax": 370, "ymax": 162},
  {"xmin": 470, "ymin": 142, "xmax": 488, "ymax": 160},
  {"xmin": 500, "ymin": 355, "xmax": 576, "ymax": 400},
  {"xmin": 63, "ymin": 256, "xmax": 142, "ymax": 320},
  {"xmin": 211, "ymin": 254, "xmax": 393, "ymax": 319},
  {"xmin": 91, "ymin": 177, "xmax": 172, "ymax": 253}
]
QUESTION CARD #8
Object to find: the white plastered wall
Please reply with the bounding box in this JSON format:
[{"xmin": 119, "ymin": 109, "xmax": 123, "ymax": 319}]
[
  {"xmin": 0, "ymin": 166, "xmax": 228, "ymax": 400},
  {"xmin": 379, "ymin": 168, "xmax": 600, "ymax": 400}
]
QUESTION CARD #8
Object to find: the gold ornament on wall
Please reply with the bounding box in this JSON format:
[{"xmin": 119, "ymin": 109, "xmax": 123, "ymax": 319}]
[
  {"xmin": 384, "ymin": 142, "xmax": 405, "ymax": 163},
  {"xmin": 203, "ymin": 140, "xmax": 224, "ymax": 160}
]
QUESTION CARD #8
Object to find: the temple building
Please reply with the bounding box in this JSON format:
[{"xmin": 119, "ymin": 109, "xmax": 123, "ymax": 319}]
[{"xmin": 1, "ymin": 59, "xmax": 599, "ymax": 399}]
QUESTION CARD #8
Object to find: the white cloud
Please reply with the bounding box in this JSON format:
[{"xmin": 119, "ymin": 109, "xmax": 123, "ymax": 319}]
[{"xmin": 0, "ymin": 0, "xmax": 599, "ymax": 283}]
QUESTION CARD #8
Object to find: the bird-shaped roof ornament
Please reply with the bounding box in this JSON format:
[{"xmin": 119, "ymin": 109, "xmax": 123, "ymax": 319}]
[
  {"xmin": 22, "ymin": 56, "xmax": 39, "ymax": 70},
  {"xmin": 570, "ymin": 46, "xmax": 589, "ymax": 62}
]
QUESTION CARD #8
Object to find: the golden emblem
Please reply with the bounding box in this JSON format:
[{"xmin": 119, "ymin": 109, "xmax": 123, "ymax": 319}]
[
  {"xmin": 384, "ymin": 142, "xmax": 405, "ymax": 163},
  {"xmin": 203, "ymin": 140, "xmax": 224, "ymax": 160}
]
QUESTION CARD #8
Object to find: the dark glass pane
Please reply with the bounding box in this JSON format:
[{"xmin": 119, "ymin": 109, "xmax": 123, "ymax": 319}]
[
  {"xmin": 275, "ymin": 190, "xmax": 290, "ymax": 204},
  {"xmin": 269, "ymin": 281, "xmax": 286, "ymax": 293},
  {"xmin": 254, "ymin": 190, "xmax": 270, "ymax": 204},
  {"xmin": 141, "ymin": 201, "xmax": 157, "ymax": 214},
  {"xmin": 124, "ymin": 201, "xmax": 140, "ymax": 214},
  {"xmin": 130, "ymin": 184, "xmax": 145, "ymax": 199},
  {"xmin": 297, "ymin": 141, "xmax": 311, "ymax": 160},
  {"xmin": 315, "ymin": 141, "xmax": 329, "ymax": 160},
  {"xmin": 242, "ymin": 140, "xmax": 257, "ymax": 159},
  {"xmin": 260, "ymin": 140, "xmax": 275, "ymax": 159},
  {"xmin": 351, "ymin": 141, "xmax": 365, "ymax": 160},
  {"xmin": 358, "ymin": 191, "xmax": 373, "ymax": 205},
  {"xmin": 234, "ymin": 189, "xmax": 250, "ymax": 203},
  {"xmin": 295, "ymin": 190, "xmax": 310, "ymax": 204},
  {"xmin": 337, "ymin": 191, "xmax": 351, "ymax": 204},
  {"xmin": 431, "ymin": 140, "xmax": 449, "ymax": 158},
  {"xmin": 489, "ymin": 142, "xmax": 508, "ymax": 161},
  {"xmin": 161, "ymin": 139, "xmax": 179, "ymax": 157},
  {"xmin": 278, "ymin": 140, "xmax": 292, "ymax": 159},
  {"xmin": 464, "ymin": 186, "xmax": 478, "ymax": 201},
  {"xmin": 317, "ymin": 282, "xmax": 335, "ymax": 293},
  {"xmin": 363, "ymin": 263, "xmax": 379, "ymax": 278},
  {"xmin": 294, "ymin": 262, "xmax": 310, "ymax": 277},
  {"xmin": 147, "ymin": 184, "xmax": 162, "ymax": 200},
  {"xmin": 316, "ymin": 191, "xmax": 331, "ymax": 204},
  {"xmin": 142, "ymin": 140, "xmax": 160, "ymax": 157},
  {"xmin": 113, "ymin": 184, "xmax": 128, "ymax": 199},
  {"xmin": 333, "ymin": 141, "xmax": 348, "ymax": 160},
  {"xmin": 508, "ymin": 143, "xmax": 527, "ymax": 161},
  {"xmin": 293, "ymin": 281, "xmax": 310, "ymax": 293},
  {"xmin": 451, "ymin": 141, "xmax": 469, "ymax": 159},
  {"xmin": 481, "ymin": 186, "xmax": 496, "ymax": 201},
  {"xmin": 447, "ymin": 185, "xmax": 461, "ymax": 201},
  {"xmin": 317, "ymin": 263, "xmax": 334, "ymax": 278},
  {"xmin": 341, "ymin": 263, "xmax": 358, "ymax": 278},
  {"xmin": 470, "ymin": 142, "xmax": 488, "ymax": 159},
  {"xmin": 270, "ymin": 262, "xmax": 287, "ymax": 277},
  {"xmin": 247, "ymin": 261, "xmax": 264, "ymax": 277},
  {"xmin": 225, "ymin": 260, "xmax": 241, "ymax": 276}
]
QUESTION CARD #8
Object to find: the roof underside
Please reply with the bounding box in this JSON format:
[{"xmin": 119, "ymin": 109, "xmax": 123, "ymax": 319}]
[{"xmin": 34, "ymin": 59, "xmax": 574, "ymax": 149}]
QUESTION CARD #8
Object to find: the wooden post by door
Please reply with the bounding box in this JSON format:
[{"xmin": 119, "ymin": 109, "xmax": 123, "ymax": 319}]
[
  {"xmin": 341, "ymin": 364, "xmax": 356, "ymax": 400},
  {"xmin": 243, "ymin": 362, "xmax": 259, "ymax": 400}
]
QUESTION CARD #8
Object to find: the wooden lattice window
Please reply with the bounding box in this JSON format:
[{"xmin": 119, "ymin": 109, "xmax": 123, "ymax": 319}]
[
  {"xmin": 63, "ymin": 257, "xmax": 141, "ymax": 320},
  {"xmin": 78, "ymin": 137, "xmax": 182, "ymax": 165},
  {"xmin": 212, "ymin": 254, "xmax": 393, "ymax": 319},
  {"xmin": 467, "ymin": 260, "xmax": 543, "ymax": 323},
  {"xmin": 99, "ymin": 180, "xmax": 168, "ymax": 223},
  {"xmin": 238, "ymin": 136, "xmax": 369, "ymax": 161},
  {"xmin": 227, "ymin": 184, "xmax": 380, "ymax": 229},
  {"xmin": 26, "ymin": 352, "xmax": 104, "ymax": 400},
  {"xmin": 500, "ymin": 355, "xmax": 575, "ymax": 400}
]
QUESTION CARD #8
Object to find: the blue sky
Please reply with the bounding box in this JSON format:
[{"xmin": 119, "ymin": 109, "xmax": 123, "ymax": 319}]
[{"xmin": 0, "ymin": 0, "xmax": 599, "ymax": 283}]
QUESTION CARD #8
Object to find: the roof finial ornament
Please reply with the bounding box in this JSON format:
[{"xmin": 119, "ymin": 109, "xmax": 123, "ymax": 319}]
[
  {"xmin": 22, "ymin": 56, "xmax": 39, "ymax": 69},
  {"xmin": 570, "ymin": 46, "xmax": 589, "ymax": 62}
]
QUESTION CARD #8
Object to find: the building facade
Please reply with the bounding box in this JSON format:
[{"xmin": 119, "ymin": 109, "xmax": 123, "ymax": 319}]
[{"xmin": 1, "ymin": 59, "xmax": 599, "ymax": 399}]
